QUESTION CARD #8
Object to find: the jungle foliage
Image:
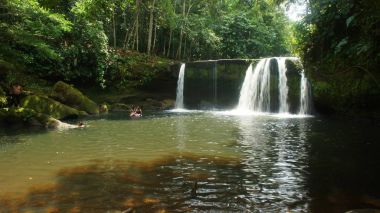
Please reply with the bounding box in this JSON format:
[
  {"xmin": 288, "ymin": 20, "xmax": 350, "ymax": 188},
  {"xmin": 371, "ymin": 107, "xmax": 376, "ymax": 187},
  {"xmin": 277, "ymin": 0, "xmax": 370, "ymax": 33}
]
[
  {"xmin": 0, "ymin": 0, "xmax": 292, "ymax": 87},
  {"xmin": 295, "ymin": 0, "xmax": 380, "ymax": 113}
]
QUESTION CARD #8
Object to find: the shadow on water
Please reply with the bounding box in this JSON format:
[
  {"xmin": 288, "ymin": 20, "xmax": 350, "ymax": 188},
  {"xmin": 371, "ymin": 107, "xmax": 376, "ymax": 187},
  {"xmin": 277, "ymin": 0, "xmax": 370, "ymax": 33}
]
[
  {"xmin": 0, "ymin": 126, "xmax": 48, "ymax": 146},
  {"xmin": 0, "ymin": 154, "xmax": 254, "ymax": 213},
  {"xmin": 306, "ymin": 117, "xmax": 380, "ymax": 213}
]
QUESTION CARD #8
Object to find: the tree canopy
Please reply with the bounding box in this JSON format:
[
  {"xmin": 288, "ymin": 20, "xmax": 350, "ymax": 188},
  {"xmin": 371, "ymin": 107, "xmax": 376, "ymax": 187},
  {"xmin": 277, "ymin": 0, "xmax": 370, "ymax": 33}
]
[{"xmin": 0, "ymin": 0, "xmax": 292, "ymax": 86}]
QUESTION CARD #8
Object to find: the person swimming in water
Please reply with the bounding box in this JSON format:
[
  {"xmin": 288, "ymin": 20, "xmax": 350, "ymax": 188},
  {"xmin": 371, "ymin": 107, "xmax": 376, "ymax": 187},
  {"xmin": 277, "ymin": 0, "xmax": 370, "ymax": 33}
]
[
  {"xmin": 129, "ymin": 106, "xmax": 142, "ymax": 118},
  {"xmin": 53, "ymin": 120, "xmax": 87, "ymax": 129}
]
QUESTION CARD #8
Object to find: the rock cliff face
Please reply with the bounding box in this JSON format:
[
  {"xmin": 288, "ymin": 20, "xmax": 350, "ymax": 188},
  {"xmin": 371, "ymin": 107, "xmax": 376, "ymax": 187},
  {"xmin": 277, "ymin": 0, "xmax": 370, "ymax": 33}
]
[{"xmin": 303, "ymin": 61, "xmax": 380, "ymax": 118}]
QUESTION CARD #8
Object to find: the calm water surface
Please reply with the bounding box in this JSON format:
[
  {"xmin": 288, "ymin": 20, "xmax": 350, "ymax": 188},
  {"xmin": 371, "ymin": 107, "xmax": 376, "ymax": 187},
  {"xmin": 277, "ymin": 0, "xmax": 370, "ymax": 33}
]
[{"xmin": 0, "ymin": 111, "xmax": 379, "ymax": 212}]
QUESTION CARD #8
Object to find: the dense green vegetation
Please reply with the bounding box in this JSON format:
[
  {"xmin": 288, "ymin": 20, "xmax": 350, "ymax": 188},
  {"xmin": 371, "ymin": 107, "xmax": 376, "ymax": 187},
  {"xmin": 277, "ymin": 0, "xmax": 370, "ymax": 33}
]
[
  {"xmin": 0, "ymin": 0, "xmax": 291, "ymax": 87},
  {"xmin": 1, "ymin": 0, "xmax": 379, "ymax": 116},
  {"xmin": 295, "ymin": 0, "xmax": 380, "ymax": 115}
]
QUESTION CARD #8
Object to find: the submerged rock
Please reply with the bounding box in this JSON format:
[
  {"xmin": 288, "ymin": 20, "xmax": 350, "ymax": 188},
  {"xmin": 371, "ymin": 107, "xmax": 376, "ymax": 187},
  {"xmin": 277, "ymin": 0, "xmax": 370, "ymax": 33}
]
[
  {"xmin": 0, "ymin": 107, "xmax": 59, "ymax": 128},
  {"xmin": 51, "ymin": 81, "xmax": 99, "ymax": 114},
  {"xmin": 20, "ymin": 95, "xmax": 87, "ymax": 120}
]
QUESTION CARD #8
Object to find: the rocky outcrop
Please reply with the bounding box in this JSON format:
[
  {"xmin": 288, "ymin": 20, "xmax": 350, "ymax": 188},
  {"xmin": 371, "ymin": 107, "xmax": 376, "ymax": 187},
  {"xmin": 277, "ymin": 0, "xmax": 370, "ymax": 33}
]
[
  {"xmin": 0, "ymin": 80, "xmax": 102, "ymax": 129},
  {"xmin": 20, "ymin": 95, "xmax": 87, "ymax": 120},
  {"xmin": 51, "ymin": 81, "xmax": 99, "ymax": 114}
]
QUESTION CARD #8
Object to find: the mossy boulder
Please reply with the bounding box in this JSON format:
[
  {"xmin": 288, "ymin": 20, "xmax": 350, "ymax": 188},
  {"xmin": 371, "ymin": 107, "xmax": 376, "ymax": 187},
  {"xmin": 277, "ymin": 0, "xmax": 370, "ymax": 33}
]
[
  {"xmin": 51, "ymin": 81, "xmax": 99, "ymax": 114},
  {"xmin": 99, "ymin": 103, "xmax": 109, "ymax": 113},
  {"xmin": 0, "ymin": 107, "xmax": 59, "ymax": 128},
  {"xmin": 20, "ymin": 95, "xmax": 87, "ymax": 119}
]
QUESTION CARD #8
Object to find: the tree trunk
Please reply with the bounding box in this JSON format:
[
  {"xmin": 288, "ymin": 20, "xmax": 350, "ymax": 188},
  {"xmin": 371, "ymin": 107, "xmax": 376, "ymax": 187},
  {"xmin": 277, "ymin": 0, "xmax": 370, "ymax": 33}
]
[
  {"xmin": 176, "ymin": 0, "xmax": 186, "ymax": 59},
  {"xmin": 135, "ymin": 0, "xmax": 140, "ymax": 51},
  {"xmin": 152, "ymin": 20, "xmax": 157, "ymax": 54},
  {"xmin": 147, "ymin": 0, "xmax": 156, "ymax": 55},
  {"xmin": 183, "ymin": 34, "xmax": 188, "ymax": 60},
  {"xmin": 112, "ymin": 7, "xmax": 116, "ymax": 48},
  {"xmin": 167, "ymin": 29, "xmax": 172, "ymax": 57},
  {"xmin": 122, "ymin": 8, "xmax": 128, "ymax": 49},
  {"xmin": 126, "ymin": 20, "xmax": 134, "ymax": 49},
  {"xmin": 163, "ymin": 32, "xmax": 166, "ymax": 55}
]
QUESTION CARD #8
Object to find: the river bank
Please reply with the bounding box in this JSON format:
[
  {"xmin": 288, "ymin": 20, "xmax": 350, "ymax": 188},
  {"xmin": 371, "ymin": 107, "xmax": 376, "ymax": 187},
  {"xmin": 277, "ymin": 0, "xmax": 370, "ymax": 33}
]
[{"xmin": 0, "ymin": 52, "xmax": 179, "ymax": 128}]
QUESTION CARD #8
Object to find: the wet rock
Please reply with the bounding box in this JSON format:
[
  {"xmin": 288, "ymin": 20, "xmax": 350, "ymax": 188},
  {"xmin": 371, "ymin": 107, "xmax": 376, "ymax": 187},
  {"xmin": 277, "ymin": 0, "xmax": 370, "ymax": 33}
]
[
  {"xmin": 0, "ymin": 107, "xmax": 59, "ymax": 128},
  {"xmin": 143, "ymin": 98, "xmax": 162, "ymax": 110},
  {"xmin": 109, "ymin": 103, "xmax": 131, "ymax": 112},
  {"xmin": 121, "ymin": 95, "xmax": 145, "ymax": 103},
  {"xmin": 20, "ymin": 95, "xmax": 87, "ymax": 120},
  {"xmin": 51, "ymin": 81, "xmax": 99, "ymax": 114},
  {"xmin": 160, "ymin": 99, "xmax": 175, "ymax": 110}
]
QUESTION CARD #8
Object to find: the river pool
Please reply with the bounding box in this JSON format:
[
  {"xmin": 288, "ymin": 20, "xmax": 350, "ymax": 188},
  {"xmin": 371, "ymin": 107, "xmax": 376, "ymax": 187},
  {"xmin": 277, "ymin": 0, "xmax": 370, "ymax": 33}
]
[{"xmin": 0, "ymin": 111, "xmax": 379, "ymax": 212}]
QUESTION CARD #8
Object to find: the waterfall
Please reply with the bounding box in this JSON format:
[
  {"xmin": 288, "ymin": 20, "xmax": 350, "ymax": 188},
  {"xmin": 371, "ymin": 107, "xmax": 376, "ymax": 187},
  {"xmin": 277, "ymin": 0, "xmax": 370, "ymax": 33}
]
[
  {"xmin": 175, "ymin": 63, "xmax": 186, "ymax": 109},
  {"xmin": 237, "ymin": 58, "xmax": 271, "ymax": 112},
  {"xmin": 237, "ymin": 57, "xmax": 312, "ymax": 115},
  {"xmin": 277, "ymin": 57, "xmax": 289, "ymax": 113},
  {"xmin": 299, "ymin": 71, "xmax": 312, "ymax": 115},
  {"xmin": 237, "ymin": 63, "xmax": 254, "ymax": 111}
]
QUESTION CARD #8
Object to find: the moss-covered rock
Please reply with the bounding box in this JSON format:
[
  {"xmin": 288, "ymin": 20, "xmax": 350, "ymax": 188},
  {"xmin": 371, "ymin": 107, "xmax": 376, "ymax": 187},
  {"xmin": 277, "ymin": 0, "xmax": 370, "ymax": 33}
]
[
  {"xmin": 51, "ymin": 81, "xmax": 99, "ymax": 114},
  {"xmin": 0, "ymin": 107, "xmax": 59, "ymax": 128},
  {"xmin": 20, "ymin": 95, "xmax": 87, "ymax": 119},
  {"xmin": 99, "ymin": 103, "xmax": 109, "ymax": 113}
]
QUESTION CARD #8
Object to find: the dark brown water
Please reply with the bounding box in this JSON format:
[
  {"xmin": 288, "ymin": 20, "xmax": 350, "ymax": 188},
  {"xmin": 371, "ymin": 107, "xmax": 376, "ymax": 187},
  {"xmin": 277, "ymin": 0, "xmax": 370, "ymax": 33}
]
[{"xmin": 0, "ymin": 111, "xmax": 379, "ymax": 212}]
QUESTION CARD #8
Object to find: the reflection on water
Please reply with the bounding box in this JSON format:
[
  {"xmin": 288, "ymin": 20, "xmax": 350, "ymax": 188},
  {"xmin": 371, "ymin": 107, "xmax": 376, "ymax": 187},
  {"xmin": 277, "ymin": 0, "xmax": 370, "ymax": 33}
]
[
  {"xmin": 306, "ymin": 118, "xmax": 380, "ymax": 212},
  {"xmin": 0, "ymin": 155, "xmax": 247, "ymax": 212},
  {"xmin": 234, "ymin": 116, "xmax": 310, "ymax": 211},
  {"xmin": 0, "ymin": 112, "xmax": 380, "ymax": 212}
]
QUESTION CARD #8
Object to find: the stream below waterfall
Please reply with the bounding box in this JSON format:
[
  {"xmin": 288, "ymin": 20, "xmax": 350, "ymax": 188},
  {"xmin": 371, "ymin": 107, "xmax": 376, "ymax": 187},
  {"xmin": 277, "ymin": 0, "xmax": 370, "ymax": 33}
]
[{"xmin": 1, "ymin": 111, "xmax": 379, "ymax": 212}]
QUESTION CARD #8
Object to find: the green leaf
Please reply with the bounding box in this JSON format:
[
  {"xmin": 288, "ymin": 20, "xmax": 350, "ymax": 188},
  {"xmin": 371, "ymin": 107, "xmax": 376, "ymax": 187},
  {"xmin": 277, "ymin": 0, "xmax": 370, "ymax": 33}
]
[
  {"xmin": 346, "ymin": 15, "xmax": 355, "ymax": 28},
  {"xmin": 335, "ymin": 37, "xmax": 348, "ymax": 54}
]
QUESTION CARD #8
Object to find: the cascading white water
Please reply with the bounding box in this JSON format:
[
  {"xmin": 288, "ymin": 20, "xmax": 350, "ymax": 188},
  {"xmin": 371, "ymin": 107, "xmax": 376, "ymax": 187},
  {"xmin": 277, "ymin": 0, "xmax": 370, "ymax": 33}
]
[
  {"xmin": 277, "ymin": 57, "xmax": 289, "ymax": 113},
  {"xmin": 237, "ymin": 58, "xmax": 271, "ymax": 112},
  {"xmin": 237, "ymin": 64, "xmax": 254, "ymax": 111},
  {"xmin": 299, "ymin": 71, "xmax": 312, "ymax": 115},
  {"xmin": 237, "ymin": 57, "xmax": 312, "ymax": 115},
  {"xmin": 175, "ymin": 63, "xmax": 186, "ymax": 109}
]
